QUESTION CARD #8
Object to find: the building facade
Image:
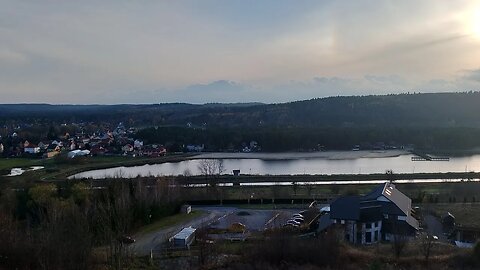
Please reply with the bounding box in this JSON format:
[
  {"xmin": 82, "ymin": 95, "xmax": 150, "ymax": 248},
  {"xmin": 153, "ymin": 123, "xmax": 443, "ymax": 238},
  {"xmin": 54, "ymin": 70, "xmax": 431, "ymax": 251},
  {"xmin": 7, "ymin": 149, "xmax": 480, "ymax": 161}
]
[{"xmin": 330, "ymin": 182, "xmax": 419, "ymax": 244}]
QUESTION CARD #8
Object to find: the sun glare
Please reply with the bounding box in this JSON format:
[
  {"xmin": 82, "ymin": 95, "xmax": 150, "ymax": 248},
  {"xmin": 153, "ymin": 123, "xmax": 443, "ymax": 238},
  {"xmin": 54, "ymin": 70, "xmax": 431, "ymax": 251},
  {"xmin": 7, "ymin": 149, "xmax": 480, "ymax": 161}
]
[{"xmin": 471, "ymin": 7, "xmax": 480, "ymax": 38}]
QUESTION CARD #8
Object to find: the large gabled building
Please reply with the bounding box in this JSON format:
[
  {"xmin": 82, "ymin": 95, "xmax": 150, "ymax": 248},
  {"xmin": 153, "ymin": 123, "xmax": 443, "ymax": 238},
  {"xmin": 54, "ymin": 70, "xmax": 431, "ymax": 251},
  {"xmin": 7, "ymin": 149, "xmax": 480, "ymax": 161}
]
[{"xmin": 330, "ymin": 182, "xmax": 419, "ymax": 244}]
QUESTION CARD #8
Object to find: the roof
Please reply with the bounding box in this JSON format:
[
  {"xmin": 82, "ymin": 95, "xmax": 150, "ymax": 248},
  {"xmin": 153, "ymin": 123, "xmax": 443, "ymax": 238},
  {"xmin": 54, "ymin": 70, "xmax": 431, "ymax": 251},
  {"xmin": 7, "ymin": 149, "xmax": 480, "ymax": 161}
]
[
  {"xmin": 173, "ymin": 227, "xmax": 196, "ymax": 240},
  {"xmin": 330, "ymin": 182, "xmax": 419, "ymax": 230},
  {"xmin": 380, "ymin": 183, "xmax": 411, "ymax": 216},
  {"xmin": 317, "ymin": 213, "xmax": 334, "ymax": 232},
  {"xmin": 359, "ymin": 201, "xmax": 383, "ymax": 222},
  {"xmin": 330, "ymin": 196, "xmax": 360, "ymax": 220},
  {"xmin": 363, "ymin": 184, "xmax": 385, "ymax": 200}
]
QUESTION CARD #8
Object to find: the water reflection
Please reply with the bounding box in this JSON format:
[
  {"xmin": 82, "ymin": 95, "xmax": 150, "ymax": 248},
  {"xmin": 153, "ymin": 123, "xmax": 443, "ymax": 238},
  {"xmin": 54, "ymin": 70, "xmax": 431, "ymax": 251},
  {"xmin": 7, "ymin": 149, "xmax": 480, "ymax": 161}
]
[{"xmin": 70, "ymin": 153, "xmax": 480, "ymax": 179}]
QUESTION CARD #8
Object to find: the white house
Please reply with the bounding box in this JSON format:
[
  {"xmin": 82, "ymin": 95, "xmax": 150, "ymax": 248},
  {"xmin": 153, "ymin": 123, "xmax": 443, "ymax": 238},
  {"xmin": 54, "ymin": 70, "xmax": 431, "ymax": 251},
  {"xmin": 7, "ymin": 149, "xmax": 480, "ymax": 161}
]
[
  {"xmin": 122, "ymin": 144, "xmax": 134, "ymax": 153},
  {"xmin": 134, "ymin": 140, "xmax": 144, "ymax": 149},
  {"xmin": 0, "ymin": 143, "xmax": 4, "ymax": 154},
  {"xmin": 24, "ymin": 143, "xmax": 40, "ymax": 154}
]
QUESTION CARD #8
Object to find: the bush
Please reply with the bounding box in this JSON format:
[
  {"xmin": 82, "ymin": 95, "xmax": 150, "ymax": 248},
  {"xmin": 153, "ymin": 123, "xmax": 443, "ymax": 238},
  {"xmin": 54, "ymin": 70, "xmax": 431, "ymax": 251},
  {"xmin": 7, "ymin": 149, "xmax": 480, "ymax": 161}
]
[
  {"xmin": 474, "ymin": 241, "xmax": 480, "ymax": 263},
  {"xmin": 245, "ymin": 231, "xmax": 341, "ymax": 268}
]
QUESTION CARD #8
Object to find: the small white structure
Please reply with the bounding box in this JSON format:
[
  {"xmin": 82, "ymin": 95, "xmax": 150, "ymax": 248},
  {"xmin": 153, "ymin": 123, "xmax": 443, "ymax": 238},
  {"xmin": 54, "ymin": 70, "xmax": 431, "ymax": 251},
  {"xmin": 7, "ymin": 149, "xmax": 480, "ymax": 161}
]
[
  {"xmin": 181, "ymin": 204, "xmax": 192, "ymax": 214},
  {"xmin": 172, "ymin": 227, "xmax": 196, "ymax": 248},
  {"xmin": 134, "ymin": 140, "xmax": 143, "ymax": 149},
  {"xmin": 68, "ymin": 150, "xmax": 90, "ymax": 158}
]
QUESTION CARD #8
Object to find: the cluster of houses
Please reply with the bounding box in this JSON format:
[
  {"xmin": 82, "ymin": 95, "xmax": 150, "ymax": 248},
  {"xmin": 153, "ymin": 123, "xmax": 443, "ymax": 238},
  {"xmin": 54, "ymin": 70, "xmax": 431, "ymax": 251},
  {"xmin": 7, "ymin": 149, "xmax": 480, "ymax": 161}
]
[{"xmin": 0, "ymin": 123, "xmax": 167, "ymax": 159}]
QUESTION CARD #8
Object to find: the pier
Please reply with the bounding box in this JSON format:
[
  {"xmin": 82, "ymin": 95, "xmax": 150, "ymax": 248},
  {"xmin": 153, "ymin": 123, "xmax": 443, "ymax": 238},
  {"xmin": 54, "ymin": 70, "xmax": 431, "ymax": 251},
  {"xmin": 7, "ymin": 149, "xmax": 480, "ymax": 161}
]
[{"xmin": 411, "ymin": 152, "xmax": 450, "ymax": 161}]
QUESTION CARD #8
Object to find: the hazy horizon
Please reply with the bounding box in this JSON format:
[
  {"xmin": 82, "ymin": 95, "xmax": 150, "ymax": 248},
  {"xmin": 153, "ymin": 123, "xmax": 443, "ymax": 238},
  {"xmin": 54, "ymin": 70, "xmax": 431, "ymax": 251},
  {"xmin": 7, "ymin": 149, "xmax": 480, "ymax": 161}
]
[{"xmin": 2, "ymin": 1, "xmax": 480, "ymax": 104}]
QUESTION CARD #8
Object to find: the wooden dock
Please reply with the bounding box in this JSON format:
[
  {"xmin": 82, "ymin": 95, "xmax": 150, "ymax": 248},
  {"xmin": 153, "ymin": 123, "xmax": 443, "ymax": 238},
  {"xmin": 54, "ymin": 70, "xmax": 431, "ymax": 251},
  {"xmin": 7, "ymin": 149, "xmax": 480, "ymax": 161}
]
[{"xmin": 411, "ymin": 152, "xmax": 449, "ymax": 161}]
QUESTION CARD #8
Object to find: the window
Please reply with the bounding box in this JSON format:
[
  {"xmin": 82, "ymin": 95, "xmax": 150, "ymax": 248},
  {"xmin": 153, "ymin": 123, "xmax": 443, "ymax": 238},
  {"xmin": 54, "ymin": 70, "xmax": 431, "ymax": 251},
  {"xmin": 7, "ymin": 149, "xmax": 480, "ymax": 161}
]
[
  {"xmin": 374, "ymin": 231, "xmax": 379, "ymax": 241},
  {"xmin": 366, "ymin": 223, "xmax": 372, "ymax": 229}
]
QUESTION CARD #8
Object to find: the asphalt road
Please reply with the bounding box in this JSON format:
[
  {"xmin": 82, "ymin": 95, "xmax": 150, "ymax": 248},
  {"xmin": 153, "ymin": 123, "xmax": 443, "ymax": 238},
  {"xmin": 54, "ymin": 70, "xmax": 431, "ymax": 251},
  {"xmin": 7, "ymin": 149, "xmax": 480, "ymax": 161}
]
[
  {"xmin": 423, "ymin": 214, "xmax": 448, "ymax": 242},
  {"xmin": 132, "ymin": 206, "xmax": 236, "ymax": 256}
]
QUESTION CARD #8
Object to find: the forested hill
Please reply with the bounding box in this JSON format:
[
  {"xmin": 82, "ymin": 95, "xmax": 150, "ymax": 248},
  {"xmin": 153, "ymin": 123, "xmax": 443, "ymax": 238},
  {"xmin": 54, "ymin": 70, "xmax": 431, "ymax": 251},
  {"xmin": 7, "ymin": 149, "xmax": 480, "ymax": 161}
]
[{"xmin": 2, "ymin": 92, "xmax": 480, "ymax": 128}]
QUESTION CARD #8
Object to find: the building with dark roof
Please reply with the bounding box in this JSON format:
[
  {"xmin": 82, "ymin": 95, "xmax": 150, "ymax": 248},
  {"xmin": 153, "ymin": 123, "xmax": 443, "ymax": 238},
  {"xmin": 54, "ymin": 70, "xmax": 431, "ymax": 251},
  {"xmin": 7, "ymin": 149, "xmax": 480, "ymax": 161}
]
[{"xmin": 330, "ymin": 182, "xmax": 419, "ymax": 244}]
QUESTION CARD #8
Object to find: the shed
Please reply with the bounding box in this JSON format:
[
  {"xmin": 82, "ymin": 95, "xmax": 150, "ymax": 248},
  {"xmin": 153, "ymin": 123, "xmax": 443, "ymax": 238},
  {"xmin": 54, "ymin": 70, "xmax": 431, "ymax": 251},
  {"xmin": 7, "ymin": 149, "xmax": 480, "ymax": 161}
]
[
  {"xmin": 181, "ymin": 204, "xmax": 192, "ymax": 214},
  {"xmin": 172, "ymin": 227, "xmax": 196, "ymax": 248}
]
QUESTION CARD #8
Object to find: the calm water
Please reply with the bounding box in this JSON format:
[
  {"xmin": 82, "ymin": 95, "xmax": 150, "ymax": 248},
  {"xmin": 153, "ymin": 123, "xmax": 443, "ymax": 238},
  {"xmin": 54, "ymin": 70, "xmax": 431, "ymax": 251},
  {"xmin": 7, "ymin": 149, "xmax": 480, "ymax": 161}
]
[{"xmin": 70, "ymin": 152, "xmax": 480, "ymax": 179}]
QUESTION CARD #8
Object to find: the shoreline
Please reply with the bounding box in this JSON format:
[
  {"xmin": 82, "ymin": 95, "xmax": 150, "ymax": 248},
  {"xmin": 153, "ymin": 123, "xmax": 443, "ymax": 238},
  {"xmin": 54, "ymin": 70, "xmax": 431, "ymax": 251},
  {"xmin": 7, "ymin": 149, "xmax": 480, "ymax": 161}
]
[{"xmin": 192, "ymin": 150, "xmax": 410, "ymax": 160}]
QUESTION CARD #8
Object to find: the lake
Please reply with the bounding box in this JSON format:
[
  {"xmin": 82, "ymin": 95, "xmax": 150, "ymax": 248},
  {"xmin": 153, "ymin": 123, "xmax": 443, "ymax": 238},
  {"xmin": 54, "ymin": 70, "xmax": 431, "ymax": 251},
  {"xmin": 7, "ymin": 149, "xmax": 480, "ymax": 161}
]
[{"xmin": 69, "ymin": 151, "xmax": 480, "ymax": 179}]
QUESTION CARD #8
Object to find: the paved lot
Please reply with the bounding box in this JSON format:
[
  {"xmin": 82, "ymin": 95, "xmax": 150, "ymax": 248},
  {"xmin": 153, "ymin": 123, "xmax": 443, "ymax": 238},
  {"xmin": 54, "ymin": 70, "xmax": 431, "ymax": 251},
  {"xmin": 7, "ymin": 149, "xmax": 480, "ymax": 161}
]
[
  {"xmin": 210, "ymin": 209, "xmax": 297, "ymax": 231},
  {"xmin": 132, "ymin": 206, "xmax": 236, "ymax": 256},
  {"xmin": 423, "ymin": 214, "xmax": 448, "ymax": 242},
  {"xmin": 131, "ymin": 206, "xmax": 305, "ymax": 255}
]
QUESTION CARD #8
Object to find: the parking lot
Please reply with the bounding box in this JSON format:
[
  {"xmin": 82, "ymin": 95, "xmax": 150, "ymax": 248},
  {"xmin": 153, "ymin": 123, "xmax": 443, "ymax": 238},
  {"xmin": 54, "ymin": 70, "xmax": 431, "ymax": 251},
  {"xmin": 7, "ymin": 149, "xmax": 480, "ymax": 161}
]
[{"xmin": 208, "ymin": 208, "xmax": 298, "ymax": 231}]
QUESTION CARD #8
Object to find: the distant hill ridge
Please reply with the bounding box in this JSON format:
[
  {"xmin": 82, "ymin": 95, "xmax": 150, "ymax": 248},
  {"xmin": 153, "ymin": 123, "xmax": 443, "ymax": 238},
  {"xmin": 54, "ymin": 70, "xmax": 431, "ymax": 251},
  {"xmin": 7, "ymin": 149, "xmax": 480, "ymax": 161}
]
[{"xmin": 2, "ymin": 92, "xmax": 480, "ymax": 128}]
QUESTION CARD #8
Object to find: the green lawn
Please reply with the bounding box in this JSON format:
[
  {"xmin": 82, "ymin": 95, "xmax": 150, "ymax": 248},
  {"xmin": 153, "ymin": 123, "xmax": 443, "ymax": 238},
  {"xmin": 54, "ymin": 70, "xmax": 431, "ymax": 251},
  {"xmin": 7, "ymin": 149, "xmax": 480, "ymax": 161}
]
[
  {"xmin": 0, "ymin": 158, "xmax": 43, "ymax": 171},
  {"xmin": 425, "ymin": 203, "xmax": 480, "ymax": 228},
  {"xmin": 136, "ymin": 210, "xmax": 203, "ymax": 235}
]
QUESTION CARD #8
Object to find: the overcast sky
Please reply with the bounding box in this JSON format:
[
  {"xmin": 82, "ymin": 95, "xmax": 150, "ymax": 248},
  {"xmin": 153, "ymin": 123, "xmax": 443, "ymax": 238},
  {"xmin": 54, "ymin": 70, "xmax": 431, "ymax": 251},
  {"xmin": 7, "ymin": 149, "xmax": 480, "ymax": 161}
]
[{"xmin": 1, "ymin": 0, "xmax": 480, "ymax": 104}]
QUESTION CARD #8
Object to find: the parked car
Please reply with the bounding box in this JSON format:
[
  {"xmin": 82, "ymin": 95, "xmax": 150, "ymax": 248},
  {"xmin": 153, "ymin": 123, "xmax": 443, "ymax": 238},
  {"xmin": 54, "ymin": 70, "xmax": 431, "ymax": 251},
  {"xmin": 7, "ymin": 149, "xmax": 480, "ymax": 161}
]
[
  {"xmin": 286, "ymin": 220, "xmax": 301, "ymax": 226},
  {"xmin": 292, "ymin": 217, "xmax": 304, "ymax": 223}
]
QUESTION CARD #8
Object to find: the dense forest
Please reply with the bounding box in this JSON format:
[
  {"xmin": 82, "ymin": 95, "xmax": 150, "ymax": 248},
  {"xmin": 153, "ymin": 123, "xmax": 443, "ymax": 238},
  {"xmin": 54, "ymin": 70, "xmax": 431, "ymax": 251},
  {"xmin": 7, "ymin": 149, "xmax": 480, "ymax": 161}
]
[
  {"xmin": 136, "ymin": 126, "xmax": 480, "ymax": 152},
  {"xmin": 4, "ymin": 92, "xmax": 480, "ymax": 151},
  {"xmin": 2, "ymin": 92, "xmax": 480, "ymax": 128}
]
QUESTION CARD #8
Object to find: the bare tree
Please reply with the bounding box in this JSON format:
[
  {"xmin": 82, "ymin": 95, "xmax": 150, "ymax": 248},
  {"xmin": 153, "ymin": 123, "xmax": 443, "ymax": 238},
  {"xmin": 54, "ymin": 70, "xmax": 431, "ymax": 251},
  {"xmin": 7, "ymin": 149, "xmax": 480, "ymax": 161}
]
[
  {"xmin": 391, "ymin": 223, "xmax": 409, "ymax": 259},
  {"xmin": 419, "ymin": 233, "xmax": 435, "ymax": 268},
  {"xmin": 93, "ymin": 182, "xmax": 134, "ymax": 270},
  {"xmin": 198, "ymin": 159, "xmax": 225, "ymax": 187}
]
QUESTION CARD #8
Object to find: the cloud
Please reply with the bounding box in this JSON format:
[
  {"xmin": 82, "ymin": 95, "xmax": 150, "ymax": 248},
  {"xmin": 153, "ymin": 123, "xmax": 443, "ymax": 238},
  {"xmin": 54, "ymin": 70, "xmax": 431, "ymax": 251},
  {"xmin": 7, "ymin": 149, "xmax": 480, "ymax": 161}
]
[
  {"xmin": 167, "ymin": 80, "xmax": 250, "ymax": 104},
  {"xmin": 364, "ymin": 75, "xmax": 407, "ymax": 86},
  {"xmin": 0, "ymin": 1, "xmax": 479, "ymax": 104},
  {"xmin": 462, "ymin": 69, "xmax": 480, "ymax": 82},
  {"xmin": 0, "ymin": 48, "xmax": 28, "ymax": 64}
]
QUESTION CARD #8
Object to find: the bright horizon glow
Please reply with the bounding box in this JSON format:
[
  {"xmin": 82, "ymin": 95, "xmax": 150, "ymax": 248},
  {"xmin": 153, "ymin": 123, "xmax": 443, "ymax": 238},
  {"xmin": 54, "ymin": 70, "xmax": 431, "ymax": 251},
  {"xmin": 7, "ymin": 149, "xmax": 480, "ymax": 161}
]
[{"xmin": 472, "ymin": 7, "xmax": 480, "ymax": 38}]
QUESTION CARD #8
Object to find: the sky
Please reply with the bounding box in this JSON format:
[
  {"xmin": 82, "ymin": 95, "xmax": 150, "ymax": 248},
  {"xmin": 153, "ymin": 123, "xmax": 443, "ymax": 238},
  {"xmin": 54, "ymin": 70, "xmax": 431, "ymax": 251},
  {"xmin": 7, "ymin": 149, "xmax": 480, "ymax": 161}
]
[{"xmin": 1, "ymin": 0, "xmax": 480, "ymax": 104}]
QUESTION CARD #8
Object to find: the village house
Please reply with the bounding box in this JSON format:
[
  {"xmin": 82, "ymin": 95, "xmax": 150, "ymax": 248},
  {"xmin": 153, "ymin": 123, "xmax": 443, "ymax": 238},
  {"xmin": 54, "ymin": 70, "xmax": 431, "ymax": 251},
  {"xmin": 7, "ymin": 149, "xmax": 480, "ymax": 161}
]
[
  {"xmin": 186, "ymin": 144, "xmax": 204, "ymax": 152},
  {"xmin": 38, "ymin": 141, "xmax": 50, "ymax": 151},
  {"xmin": 44, "ymin": 143, "xmax": 62, "ymax": 158},
  {"xmin": 134, "ymin": 139, "xmax": 143, "ymax": 149},
  {"xmin": 90, "ymin": 145, "xmax": 107, "ymax": 156},
  {"xmin": 24, "ymin": 141, "xmax": 40, "ymax": 154},
  {"xmin": 143, "ymin": 144, "xmax": 167, "ymax": 157},
  {"xmin": 330, "ymin": 182, "xmax": 419, "ymax": 244},
  {"xmin": 122, "ymin": 144, "xmax": 134, "ymax": 153}
]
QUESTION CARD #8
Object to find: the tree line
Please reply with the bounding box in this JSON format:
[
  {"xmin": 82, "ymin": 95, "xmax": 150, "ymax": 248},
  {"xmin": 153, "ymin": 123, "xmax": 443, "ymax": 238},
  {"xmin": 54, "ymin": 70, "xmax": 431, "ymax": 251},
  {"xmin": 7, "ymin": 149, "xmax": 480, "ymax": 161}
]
[
  {"xmin": 4, "ymin": 92, "xmax": 480, "ymax": 129},
  {"xmin": 0, "ymin": 179, "xmax": 182, "ymax": 269},
  {"xmin": 136, "ymin": 126, "xmax": 480, "ymax": 152}
]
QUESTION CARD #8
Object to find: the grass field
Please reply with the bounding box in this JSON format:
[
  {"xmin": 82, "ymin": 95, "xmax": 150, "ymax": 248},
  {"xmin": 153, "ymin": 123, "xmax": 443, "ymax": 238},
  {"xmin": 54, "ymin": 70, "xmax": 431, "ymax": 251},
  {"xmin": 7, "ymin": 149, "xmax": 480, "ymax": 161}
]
[
  {"xmin": 0, "ymin": 158, "xmax": 43, "ymax": 171},
  {"xmin": 424, "ymin": 203, "xmax": 480, "ymax": 228},
  {"xmin": 0, "ymin": 153, "xmax": 197, "ymax": 182}
]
